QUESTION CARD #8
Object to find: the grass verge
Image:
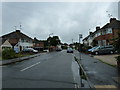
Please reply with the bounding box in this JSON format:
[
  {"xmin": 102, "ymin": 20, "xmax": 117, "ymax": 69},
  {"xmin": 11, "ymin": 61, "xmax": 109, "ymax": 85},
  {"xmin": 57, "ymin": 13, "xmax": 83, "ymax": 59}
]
[{"xmin": 97, "ymin": 58, "xmax": 117, "ymax": 68}]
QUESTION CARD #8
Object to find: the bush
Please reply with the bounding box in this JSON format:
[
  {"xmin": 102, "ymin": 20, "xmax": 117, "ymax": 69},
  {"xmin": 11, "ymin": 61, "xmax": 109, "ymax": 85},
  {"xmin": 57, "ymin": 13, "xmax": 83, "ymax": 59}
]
[
  {"xmin": 2, "ymin": 48, "xmax": 17, "ymax": 59},
  {"xmin": 116, "ymin": 56, "xmax": 120, "ymax": 62},
  {"xmin": 81, "ymin": 45, "xmax": 92, "ymax": 53}
]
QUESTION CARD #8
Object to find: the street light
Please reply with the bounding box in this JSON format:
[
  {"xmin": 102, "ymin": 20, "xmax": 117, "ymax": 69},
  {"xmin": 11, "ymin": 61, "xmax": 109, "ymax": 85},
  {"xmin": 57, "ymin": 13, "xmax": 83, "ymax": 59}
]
[
  {"xmin": 79, "ymin": 34, "xmax": 83, "ymax": 87},
  {"xmin": 79, "ymin": 34, "xmax": 82, "ymax": 60}
]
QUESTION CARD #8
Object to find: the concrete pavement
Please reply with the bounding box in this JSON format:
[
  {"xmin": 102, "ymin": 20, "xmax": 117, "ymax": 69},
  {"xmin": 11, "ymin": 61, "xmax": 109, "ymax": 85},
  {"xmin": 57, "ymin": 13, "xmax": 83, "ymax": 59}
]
[{"xmin": 74, "ymin": 52, "xmax": 120, "ymax": 89}]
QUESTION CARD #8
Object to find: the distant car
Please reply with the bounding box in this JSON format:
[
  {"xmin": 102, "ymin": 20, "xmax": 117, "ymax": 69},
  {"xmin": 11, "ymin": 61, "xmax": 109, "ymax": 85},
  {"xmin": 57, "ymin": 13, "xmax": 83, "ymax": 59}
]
[
  {"xmin": 91, "ymin": 45, "xmax": 116, "ymax": 55},
  {"xmin": 67, "ymin": 48, "xmax": 73, "ymax": 53},
  {"xmin": 43, "ymin": 49, "xmax": 49, "ymax": 52},
  {"xmin": 56, "ymin": 48, "xmax": 62, "ymax": 51},
  {"xmin": 23, "ymin": 48, "xmax": 38, "ymax": 53}
]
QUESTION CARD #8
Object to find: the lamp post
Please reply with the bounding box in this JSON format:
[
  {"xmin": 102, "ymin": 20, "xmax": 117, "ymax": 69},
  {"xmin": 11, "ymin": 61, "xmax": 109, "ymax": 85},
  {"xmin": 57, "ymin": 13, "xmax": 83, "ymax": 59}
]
[
  {"xmin": 79, "ymin": 34, "xmax": 83, "ymax": 87},
  {"xmin": 79, "ymin": 34, "xmax": 82, "ymax": 60}
]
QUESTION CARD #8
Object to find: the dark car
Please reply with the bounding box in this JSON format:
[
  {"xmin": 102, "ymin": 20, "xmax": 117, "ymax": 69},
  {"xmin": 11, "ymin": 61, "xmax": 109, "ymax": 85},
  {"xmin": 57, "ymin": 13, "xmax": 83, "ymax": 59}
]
[
  {"xmin": 91, "ymin": 45, "xmax": 116, "ymax": 55},
  {"xmin": 67, "ymin": 48, "xmax": 73, "ymax": 53}
]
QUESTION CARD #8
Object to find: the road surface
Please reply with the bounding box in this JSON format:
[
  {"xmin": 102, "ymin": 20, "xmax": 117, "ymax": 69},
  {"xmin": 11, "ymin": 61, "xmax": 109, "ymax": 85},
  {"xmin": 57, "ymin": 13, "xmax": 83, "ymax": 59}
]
[{"xmin": 2, "ymin": 50, "xmax": 80, "ymax": 88}]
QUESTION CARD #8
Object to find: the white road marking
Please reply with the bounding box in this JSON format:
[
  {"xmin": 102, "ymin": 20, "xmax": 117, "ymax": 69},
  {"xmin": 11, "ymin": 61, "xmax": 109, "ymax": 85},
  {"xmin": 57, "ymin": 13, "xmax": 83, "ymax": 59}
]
[
  {"xmin": 20, "ymin": 62, "xmax": 41, "ymax": 71},
  {"xmin": 75, "ymin": 84, "xmax": 77, "ymax": 88},
  {"xmin": 0, "ymin": 66, "xmax": 7, "ymax": 68}
]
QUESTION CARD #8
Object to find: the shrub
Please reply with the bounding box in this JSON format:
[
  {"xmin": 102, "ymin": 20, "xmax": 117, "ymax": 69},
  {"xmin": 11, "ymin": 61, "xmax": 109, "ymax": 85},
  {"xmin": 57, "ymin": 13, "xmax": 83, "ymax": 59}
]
[
  {"xmin": 116, "ymin": 56, "xmax": 120, "ymax": 62},
  {"xmin": 2, "ymin": 48, "xmax": 17, "ymax": 59}
]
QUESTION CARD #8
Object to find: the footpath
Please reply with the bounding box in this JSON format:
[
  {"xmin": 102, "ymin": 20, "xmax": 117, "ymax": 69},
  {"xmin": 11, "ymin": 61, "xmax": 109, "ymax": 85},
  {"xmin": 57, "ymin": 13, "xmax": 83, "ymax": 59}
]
[{"xmin": 74, "ymin": 51, "xmax": 120, "ymax": 89}]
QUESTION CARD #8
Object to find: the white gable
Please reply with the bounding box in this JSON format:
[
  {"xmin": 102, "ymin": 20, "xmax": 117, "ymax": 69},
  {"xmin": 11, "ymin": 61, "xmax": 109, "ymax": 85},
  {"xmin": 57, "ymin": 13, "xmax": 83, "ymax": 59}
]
[{"xmin": 1, "ymin": 40, "xmax": 12, "ymax": 48}]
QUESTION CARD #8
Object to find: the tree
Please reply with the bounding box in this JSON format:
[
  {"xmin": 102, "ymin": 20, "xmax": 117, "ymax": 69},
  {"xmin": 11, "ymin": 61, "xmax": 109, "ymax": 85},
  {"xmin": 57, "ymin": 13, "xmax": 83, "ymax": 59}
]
[
  {"xmin": 113, "ymin": 32, "xmax": 120, "ymax": 68},
  {"xmin": 47, "ymin": 36, "xmax": 61, "ymax": 46},
  {"xmin": 113, "ymin": 33, "xmax": 120, "ymax": 53}
]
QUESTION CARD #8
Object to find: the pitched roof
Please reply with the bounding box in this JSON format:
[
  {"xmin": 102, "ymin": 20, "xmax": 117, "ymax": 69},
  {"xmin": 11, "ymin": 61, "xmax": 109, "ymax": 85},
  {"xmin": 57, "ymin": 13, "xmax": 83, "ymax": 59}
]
[
  {"xmin": 82, "ymin": 18, "xmax": 120, "ymax": 41},
  {"xmin": 9, "ymin": 38, "xmax": 19, "ymax": 46},
  {"xmin": 109, "ymin": 20, "xmax": 120, "ymax": 29},
  {"xmin": 0, "ymin": 30, "xmax": 33, "ymax": 46},
  {"xmin": 101, "ymin": 19, "xmax": 120, "ymax": 29},
  {"xmin": 1, "ymin": 30, "xmax": 33, "ymax": 41}
]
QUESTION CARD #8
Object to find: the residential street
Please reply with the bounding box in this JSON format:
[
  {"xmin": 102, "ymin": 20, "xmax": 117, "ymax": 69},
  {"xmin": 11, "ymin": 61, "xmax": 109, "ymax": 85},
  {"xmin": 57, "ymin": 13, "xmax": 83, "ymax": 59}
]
[
  {"xmin": 74, "ymin": 52, "xmax": 120, "ymax": 88},
  {"xmin": 2, "ymin": 50, "xmax": 80, "ymax": 88}
]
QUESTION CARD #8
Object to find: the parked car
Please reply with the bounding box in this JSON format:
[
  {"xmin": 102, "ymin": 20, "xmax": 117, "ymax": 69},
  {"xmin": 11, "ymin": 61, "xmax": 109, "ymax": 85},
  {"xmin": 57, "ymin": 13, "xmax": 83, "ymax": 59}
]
[
  {"xmin": 23, "ymin": 48, "xmax": 38, "ymax": 53},
  {"xmin": 88, "ymin": 46, "xmax": 98, "ymax": 52},
  {"xmin": 91, "ymin": 45, "xmax": 116, "ymax": 55},
  {"xmin": 56, "ymin": 48, "xmax": 62, "ymax": 51},
  {"xmin": 67, "ymin": 48, "xmax": 73, "ymax": 53}
]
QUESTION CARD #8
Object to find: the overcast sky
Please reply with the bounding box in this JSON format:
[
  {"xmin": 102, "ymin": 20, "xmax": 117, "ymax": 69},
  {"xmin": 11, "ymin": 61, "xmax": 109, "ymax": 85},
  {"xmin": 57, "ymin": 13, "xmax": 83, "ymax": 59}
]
[{"xmin": 1, "ymin": 1, "xmax": 119, "ymax": 44}]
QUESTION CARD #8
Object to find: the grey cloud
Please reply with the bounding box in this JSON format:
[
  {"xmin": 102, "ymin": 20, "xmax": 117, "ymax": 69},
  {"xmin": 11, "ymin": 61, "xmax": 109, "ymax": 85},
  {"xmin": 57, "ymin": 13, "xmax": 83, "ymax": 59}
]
[{"xmin": 2, "ymin": 2, "xmax": 118, "ymax": 43}]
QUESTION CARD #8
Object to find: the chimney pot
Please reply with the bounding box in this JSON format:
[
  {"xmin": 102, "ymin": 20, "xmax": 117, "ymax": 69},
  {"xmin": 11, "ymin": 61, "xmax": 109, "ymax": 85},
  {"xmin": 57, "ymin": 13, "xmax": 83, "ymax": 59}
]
[
  {"xmin": 110, "ymin": 18, "xmax": 116, "ymax": 23},
  {"xmin": 89, "ymin": 32, "xmax": 93, "ymax": 35},
  {"xmin": 96, "ymin": 26, "xmax": 100, "ymax": 31},
  {"xmin": 16, "ymin": 30, "xmax": 20, "ymax": 33}
]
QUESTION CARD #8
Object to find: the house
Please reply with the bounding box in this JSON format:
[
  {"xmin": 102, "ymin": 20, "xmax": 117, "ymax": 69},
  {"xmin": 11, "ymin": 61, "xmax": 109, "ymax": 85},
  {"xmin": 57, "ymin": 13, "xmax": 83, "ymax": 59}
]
[
  {"xmin": 33, "ymin": 37, "xmax": 45, "ymax": 51},
  {"xmin": 0, "ymin": 39, "xmax": 12, "ymax": 52},
  {"xmin": 83, "ymin": 32, "xmax": 94, "ymax": 47},
  {"xmin": 0, "ymin": 30, "xmax": 33, "ymax": 53},
  {"xmin": 83, "ymin": 18, "xmax": 120, "ymax": 47},
  {"xmin": 94, "ymin": 18, "xmax": 120, "ymax": 46}
]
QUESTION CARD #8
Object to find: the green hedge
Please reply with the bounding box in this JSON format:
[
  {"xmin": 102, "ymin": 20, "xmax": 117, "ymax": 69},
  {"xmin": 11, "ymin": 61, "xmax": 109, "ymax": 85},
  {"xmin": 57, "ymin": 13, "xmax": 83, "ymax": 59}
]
[{"xmin": 2, "ymin": 48, "xmax": 17, "ymax": 59}]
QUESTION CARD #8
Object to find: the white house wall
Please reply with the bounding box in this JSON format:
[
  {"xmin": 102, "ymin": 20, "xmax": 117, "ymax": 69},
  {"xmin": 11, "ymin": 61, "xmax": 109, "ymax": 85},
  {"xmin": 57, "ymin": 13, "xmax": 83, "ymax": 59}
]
[{"xmin": 20, "ymin": 42, "xmax": 33, "ymax": 48}]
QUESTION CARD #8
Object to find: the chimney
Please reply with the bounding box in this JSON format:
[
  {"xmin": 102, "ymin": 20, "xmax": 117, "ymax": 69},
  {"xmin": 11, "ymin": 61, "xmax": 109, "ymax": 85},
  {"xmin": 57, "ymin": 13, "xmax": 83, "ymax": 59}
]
[
  {"xmin": 110, "ymin": 18, "xmax": 116, "ymax": 23},
  {"xmin": 89, "ymin": 32, "xmax": 93, "ymax": 35},
  {"xmin": 16, "ymin": 30, "xmax": 20, "ymax": 33},
  {"xmin": 96, "ymin": 26, "xmax": 100, "ymax": 31}
]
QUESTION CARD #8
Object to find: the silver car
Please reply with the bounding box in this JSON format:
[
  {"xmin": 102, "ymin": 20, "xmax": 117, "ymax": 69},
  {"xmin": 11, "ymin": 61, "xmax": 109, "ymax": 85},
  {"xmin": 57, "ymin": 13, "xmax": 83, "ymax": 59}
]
[{"xmin": 67, "ymin": 48, "xmax": 73, "ymax": 53}]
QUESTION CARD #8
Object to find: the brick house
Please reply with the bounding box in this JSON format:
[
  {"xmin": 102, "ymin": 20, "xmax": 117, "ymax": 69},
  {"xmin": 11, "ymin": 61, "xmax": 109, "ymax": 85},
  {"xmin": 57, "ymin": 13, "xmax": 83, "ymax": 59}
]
[
  {"xmin": 94, "ymin": 18, "xmax": 120, "ymax": 46},
  {"xmin": 83, "ymin": 18, "xmax": 120, "ymax": 47},
  {"xmin": 33, "ymin": 37, "xmax": 45, "ymax": 51},
  {"xmin": 83, "ymin": 32, "xmax": 94, "ymax": 47},
  {"xmin": 0, "ymin": 30, "xmax": 33, "ymax": 53}
]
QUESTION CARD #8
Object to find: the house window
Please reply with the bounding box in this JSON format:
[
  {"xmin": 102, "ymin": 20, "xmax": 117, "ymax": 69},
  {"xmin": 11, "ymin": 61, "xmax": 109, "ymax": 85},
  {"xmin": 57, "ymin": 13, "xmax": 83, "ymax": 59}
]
[
  {"xmin": 102, "ymin": 40, "xmax": 106, "ymax": 46},
  {"xmin": 102, "ymin": 30, "xmax": 106, "ymax": 35},
  {"xmin": 98, "ymin": 40, "xmax": 102, "ymax": 46},
  {"xmin": 21, "ymin": 39, "xmax": 24, "ymax": 42},
  {"xmin": 106, "ymin": 28, "xmax": 112, "ymax": 34}
]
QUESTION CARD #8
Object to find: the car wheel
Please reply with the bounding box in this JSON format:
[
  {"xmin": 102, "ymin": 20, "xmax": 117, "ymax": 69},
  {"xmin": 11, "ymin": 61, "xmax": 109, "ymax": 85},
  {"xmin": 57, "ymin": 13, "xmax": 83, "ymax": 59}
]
[
  {"xmin": 110, "ymin": 51, "xmax": 113, "ymax": 54},
  {"xmin": 95, "ymin": 52, "xmax": 99, "ymax": 55}
]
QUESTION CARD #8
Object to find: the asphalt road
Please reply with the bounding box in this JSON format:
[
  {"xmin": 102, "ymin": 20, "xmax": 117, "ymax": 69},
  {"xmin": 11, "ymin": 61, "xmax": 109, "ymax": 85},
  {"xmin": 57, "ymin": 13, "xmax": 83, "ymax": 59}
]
[{"xmin": 2, "ymin": 50, "xmax": 80, "ymax": 88}]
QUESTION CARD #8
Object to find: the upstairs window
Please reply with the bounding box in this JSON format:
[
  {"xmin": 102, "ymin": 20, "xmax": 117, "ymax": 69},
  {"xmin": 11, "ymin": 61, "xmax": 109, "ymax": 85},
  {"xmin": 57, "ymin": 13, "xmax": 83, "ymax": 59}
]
[{"xmin": 106, "ymin": 28, "xmax": 112, "ymax": 34}]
